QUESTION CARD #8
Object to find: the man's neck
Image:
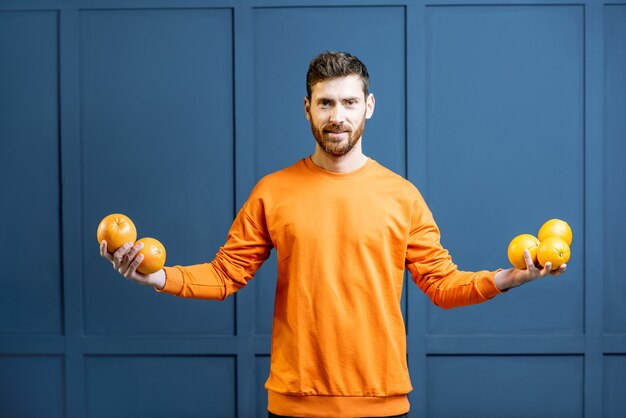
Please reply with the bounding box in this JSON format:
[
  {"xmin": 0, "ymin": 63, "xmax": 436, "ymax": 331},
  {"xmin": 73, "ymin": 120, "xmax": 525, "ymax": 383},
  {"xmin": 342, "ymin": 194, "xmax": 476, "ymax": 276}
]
[{"xmin": 310, "ymin": 143, "xmax": 368, "ymax": 173}]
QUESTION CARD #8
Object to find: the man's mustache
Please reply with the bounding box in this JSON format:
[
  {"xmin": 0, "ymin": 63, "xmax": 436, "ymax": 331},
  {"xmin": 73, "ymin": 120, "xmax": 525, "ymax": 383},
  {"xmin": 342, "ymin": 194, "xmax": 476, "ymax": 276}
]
[{"xmin": 324, "ymin": 124, "xmax": 350, "ymax": 133}]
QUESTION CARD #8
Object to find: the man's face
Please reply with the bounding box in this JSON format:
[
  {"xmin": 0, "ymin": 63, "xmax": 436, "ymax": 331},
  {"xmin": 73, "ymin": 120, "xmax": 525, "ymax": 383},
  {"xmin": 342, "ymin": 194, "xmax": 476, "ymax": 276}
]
[{"xmin": 304, "ymin": 75, "xmax": 375, "ymax": 158}]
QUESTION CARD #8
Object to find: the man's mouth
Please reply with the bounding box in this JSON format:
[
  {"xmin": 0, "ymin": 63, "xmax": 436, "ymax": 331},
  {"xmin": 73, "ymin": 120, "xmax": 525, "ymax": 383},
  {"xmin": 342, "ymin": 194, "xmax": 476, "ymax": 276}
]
[{"xmin": 325, "ymin": 131, "xmax": 348, "ymax": 140}]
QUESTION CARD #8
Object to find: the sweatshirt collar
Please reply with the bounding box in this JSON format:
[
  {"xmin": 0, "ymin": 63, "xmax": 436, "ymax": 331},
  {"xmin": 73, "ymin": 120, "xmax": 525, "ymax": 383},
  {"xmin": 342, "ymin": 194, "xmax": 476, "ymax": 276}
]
[{"xmin": 303, "ymin": 156, "xmax": 376, "ymax": 180}]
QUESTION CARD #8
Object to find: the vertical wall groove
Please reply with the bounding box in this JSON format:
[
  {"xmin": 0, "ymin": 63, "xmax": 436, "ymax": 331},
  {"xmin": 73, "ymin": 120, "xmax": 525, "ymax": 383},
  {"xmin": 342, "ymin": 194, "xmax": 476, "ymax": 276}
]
[
  {"xmin": 59, "ymin": 8, "xmax": 85, "ymax": 418},
  {"xmin": 583, "ymin": 3, "xmax": 605, "ymax": 417}
]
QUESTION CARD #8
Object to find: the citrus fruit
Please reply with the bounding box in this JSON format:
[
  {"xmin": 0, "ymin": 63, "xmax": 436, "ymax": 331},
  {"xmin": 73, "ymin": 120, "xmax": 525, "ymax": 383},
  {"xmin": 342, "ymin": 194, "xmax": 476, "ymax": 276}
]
[
  {"xmin": 97, "ymin": 214, "xmax": 137, "ymax": 252},
  {"xmin": 507, "ymin": 234, "xmax": 540, "ymax": 269},
  {"xmin": 538, "ymin": 219, "xmax": 572, "ymax": 246},
  {"xmin": 537, "ymin": 237, "xmax": 570, "ymax": 271},
  {"xmin": 136, "ymin": 237, "xmax": 166, "ymax": 275}
]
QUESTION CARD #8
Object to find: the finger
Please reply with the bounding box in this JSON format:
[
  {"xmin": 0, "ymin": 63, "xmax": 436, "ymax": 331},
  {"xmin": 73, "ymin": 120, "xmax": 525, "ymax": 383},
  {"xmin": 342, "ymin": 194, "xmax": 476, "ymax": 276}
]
[
  {"xmin": 552, "ymin": 264, "xmax": 567, "ymax": 276},
  {"xmin": 523, "ymin": 250, "xmax": 533, "ymax": 269},
  {"xmin": 100, "ymin": 240, "xmax": 113, "ymax": 260},
  {"xmin": 521, "ymin": 251, "xmax": 541, "ymax": 282},
  {"xmin": 541, "ymin": 262, "xmax": 552, "ymax": 276},
  {"xmin": 112, "ymin": 242, "xmax": 133, "ymax": 266},
  {"xmin": 125, "ymin": 241, "xmax": 144, "ymax": 262},
  {"xmin": 123, "ymin": 253, "xmax": 144, "ymax": 278}
]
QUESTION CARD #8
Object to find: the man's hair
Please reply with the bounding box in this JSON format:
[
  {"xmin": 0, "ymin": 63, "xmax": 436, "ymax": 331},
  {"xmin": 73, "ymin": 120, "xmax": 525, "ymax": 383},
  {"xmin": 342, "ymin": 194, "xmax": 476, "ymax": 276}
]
[{"xmin": 306, "ymin": 51, "xmax": 370, "ymax": 99}]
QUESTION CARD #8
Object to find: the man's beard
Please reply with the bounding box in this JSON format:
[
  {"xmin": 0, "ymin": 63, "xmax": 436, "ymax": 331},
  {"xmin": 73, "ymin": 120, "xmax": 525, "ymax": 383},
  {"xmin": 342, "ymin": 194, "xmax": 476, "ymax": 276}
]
[{"xmin": 310, "ymin": 116, "xmax": 366, "ymax": 158}]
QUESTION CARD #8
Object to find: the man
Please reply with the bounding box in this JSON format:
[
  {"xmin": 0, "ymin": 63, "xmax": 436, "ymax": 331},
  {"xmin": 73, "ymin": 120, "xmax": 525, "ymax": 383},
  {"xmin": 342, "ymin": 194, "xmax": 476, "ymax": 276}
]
[{"xmin": 100, "ymin": 51, "xmax": 566, "ymax": 418}]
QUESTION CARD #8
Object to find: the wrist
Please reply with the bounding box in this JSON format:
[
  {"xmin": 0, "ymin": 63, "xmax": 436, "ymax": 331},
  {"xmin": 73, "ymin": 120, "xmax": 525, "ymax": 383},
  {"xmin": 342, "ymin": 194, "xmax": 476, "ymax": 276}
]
[
  {"xmin": 494, "ymin": 269, "xmax": 516, "ymax": 291},
  {"xmin": 151, "ymin": 269, "xmax": 166, "ymax": 290}
]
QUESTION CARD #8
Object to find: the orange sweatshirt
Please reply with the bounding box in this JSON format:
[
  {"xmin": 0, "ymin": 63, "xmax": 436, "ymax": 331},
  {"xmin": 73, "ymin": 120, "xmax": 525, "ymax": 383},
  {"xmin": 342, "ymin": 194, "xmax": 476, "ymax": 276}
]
[{"xmin": 158, "ymin": 157, "xmax": 502, "ymax": 417}]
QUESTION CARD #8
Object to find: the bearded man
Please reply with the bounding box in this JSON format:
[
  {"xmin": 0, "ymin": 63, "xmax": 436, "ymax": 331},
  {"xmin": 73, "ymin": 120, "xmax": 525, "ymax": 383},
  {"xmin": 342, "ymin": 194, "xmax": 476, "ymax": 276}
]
[{"xmin": 100, "ymin": 51, "xmax": 566, "ymax": 418}]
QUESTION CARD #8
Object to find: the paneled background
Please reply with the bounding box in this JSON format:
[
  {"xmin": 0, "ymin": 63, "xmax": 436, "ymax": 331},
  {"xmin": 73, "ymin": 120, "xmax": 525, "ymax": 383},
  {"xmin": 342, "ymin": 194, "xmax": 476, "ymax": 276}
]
[{"xmin": 0, "ymin": 1, "xmax": 624, "ymax": 417}]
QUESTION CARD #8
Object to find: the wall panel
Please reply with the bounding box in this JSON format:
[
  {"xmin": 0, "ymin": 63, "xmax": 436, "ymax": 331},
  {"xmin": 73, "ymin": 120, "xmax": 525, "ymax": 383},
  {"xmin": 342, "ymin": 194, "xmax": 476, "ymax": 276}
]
[
  {"xmin": 256, "ymin": 355, "xmax": 271, "ymax": 418},
  {"xmin": 251, "ymin": 5, "xmax": 406, "ymax": 336},
  {"xmin": 0, "ymin": 355, "xmax": 64, "ymax": 417},
  {"xmin": 0, "ymin": 11, "xmax": 62, "ymax": 335},
  {"xmin": 425, "ymin": 5, "xmax": 584, "ymax": 335},
  {"xmin": 427, "ymin": 355, "xmax": 583, "ymax": 418},
  {"xmin": 604, "ymin": 355, "xmax": 626, "ymax": 418},
  {"xmin": 85, "ymin": 355, "xmax": 236, "ymax": 417},
  {"xmin": 79, "ymin": 9, "xmax": 236, "ymax": 335}
]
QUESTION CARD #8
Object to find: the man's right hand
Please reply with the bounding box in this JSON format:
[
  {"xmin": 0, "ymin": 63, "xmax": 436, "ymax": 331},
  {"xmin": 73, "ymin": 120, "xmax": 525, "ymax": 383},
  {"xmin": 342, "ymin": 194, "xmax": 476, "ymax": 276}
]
[{"xmin": 99, "ymin": 240, "xmax": 166, "ymax": 290}]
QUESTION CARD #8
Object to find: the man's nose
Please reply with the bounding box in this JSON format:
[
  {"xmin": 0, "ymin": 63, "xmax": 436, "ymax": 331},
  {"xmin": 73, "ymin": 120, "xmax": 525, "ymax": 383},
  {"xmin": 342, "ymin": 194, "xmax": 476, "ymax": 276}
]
[{"xmin": 329, "ymin": 105, "xmax": 346, "ymax": 124}]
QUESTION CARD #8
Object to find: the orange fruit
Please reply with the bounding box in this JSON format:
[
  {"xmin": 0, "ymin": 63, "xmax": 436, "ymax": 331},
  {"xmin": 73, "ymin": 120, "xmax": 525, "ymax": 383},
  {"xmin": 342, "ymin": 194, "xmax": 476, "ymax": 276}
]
[
  {"xmin": 97, "ymin": 214, "xmax": 137, "ymax": 252},
  {"xmin": 537, "ymin": 237, "xmax": 570, "ymax": 271},
  {"xmin": 538, "ymin": 219, "xmax": 572, "ymax": 246},
  {"xmin": 136, "ymin": 237, "xmax": 166, "ymax": 275},
  {"xmin": 507, "ymin": 234, "xmax": 540, "ymax": 270}
]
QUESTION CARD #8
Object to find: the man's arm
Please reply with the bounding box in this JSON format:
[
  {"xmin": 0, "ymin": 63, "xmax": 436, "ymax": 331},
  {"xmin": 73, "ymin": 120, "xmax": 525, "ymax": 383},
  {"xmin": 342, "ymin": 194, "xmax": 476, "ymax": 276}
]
[
  {"xmin": 157, "ymin": 212, "xmax": 273, "ymax": 300},
  {"xmin": 405, "ymin": 194, "xmax": 566, "ymax": 308},
  {"xmin": 99, "ymin": 196, "xmax": 273, "ymax": 300}
]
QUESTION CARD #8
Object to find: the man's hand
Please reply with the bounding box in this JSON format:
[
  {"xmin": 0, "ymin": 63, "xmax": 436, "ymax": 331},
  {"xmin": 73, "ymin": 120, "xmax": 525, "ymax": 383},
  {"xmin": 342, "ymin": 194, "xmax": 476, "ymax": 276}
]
[
  {"xmin": 100, "ymin": 240, "xmax": 166, "ymax": 290},
  {"xmin": 494, "ymin": 249, "xmax": 567, "ymax": 291}
]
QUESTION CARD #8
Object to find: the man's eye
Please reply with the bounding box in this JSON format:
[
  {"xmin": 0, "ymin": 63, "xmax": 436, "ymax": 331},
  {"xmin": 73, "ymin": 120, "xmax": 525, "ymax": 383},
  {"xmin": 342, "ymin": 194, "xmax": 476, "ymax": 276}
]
[{"xmin": 320, "ymin": 101, "xmax": 331, "ymax": 108}]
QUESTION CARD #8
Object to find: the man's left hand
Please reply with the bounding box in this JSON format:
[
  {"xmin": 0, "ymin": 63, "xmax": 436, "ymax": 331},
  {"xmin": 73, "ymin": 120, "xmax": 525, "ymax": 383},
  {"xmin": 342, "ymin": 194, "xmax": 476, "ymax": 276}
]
[{"xmin": 494, "ymin": 249, "xmax": 567, "ymax": 291}]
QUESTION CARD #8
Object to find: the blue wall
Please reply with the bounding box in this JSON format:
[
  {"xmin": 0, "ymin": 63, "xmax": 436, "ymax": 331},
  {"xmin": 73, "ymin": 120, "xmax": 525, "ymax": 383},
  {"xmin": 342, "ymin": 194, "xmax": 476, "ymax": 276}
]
[{"xmin": 0, "ymin": 1, "xmax": 624, "ymax": 417}]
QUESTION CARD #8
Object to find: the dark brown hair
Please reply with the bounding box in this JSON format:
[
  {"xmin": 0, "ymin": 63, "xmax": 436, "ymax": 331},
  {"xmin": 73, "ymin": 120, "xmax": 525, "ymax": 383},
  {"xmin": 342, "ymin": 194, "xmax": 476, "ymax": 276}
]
[{"xmin": 306, "ymin": 51, "xmax": 370, "ymax": 99}]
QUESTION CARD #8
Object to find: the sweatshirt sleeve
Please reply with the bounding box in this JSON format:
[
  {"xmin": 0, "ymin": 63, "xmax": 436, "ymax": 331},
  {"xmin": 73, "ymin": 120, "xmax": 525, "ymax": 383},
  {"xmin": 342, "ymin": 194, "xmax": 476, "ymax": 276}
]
[
  {"xmin": 405, "ymin": 192, "xmax": 501, "ymax": 309},
  {"xmin": 157, "ymin": 196, "xmax": 273, "ymax": 300}
]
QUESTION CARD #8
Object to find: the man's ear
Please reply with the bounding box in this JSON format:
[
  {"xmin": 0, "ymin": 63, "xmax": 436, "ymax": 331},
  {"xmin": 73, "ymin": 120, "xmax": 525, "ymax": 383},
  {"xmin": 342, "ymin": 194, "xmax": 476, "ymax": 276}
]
[
  {"xmin": 304, "ymin": 96, "xmax": 311, "ymax": 120},
  {"xmin": 365, "ymin": 93, "xmax": 375, "ymax": 120}
]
